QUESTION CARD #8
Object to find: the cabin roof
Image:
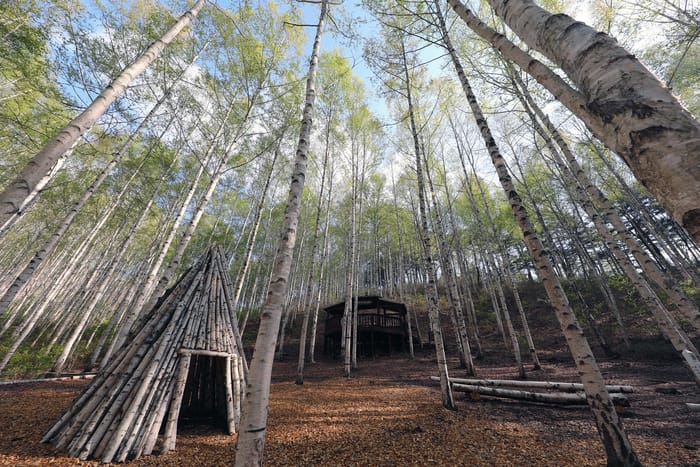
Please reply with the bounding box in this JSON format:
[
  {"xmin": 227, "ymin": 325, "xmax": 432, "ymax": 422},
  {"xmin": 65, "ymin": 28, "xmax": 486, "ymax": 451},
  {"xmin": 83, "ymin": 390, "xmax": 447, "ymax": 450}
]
[{"xmin": 323, "ymin": 295, "xmax": 407, "ymax": 316}]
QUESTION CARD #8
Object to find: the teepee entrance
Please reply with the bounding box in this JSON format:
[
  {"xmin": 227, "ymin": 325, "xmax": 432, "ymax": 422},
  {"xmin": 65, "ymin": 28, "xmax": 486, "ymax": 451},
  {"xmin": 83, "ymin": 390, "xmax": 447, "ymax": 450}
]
[{"xmin": 163, "ymin": 349, "xmax": 244, "ymax": 447}]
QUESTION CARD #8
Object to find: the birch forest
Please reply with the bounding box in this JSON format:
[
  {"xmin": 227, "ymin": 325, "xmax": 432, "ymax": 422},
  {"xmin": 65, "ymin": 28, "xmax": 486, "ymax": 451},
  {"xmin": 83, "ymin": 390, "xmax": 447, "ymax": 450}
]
[{"xmin": 1, "ymin": 0, "xmax": 699, "ymax": 466}]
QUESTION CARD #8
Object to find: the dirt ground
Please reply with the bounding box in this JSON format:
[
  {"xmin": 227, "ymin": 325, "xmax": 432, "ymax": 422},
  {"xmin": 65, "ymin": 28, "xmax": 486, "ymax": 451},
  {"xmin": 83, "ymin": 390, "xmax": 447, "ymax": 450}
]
[{"xmin": 0, "ymin": 343, "xmax": 698, "ymax": 466}]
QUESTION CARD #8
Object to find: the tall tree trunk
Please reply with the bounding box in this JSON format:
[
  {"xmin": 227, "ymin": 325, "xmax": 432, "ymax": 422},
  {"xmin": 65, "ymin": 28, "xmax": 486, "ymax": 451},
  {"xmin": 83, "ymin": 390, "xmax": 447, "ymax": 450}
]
[
  {"xmin": 0, "ymin": 0, "xmax": 206, "ymax": 233},
  {"xmin": 401, "ymin": 38, "xmax": 455, "ymax": 410},
  {"xmin": 233, "ymin": 1, "xmax": 328, "ymax": 463},
  {"xmin": 422, "ymin": 148, "xmax": 474, "ymax": 374},
  {"xmin": 343, "ymin": 129, "xmax": 359, "ymax": 377},
  {"xmin": 538, "ymin": 122, "xmax": 700, "ymax": 384},
  {"xmin": 309, "ymin": 162, "xmax": 334, "ymax": 364},
  {"xmin": 49, "ymin": 149, "xmax": 180, "ymax": 374},
  {"xmin": 232, "ymin": 150, "xmax": 279, "ymax": 316},
  {"xmin": 508, "ymin": 67, "xmax": 700, "ymax": 332},
  {"xmin": 297, "ymin": 112, "xmax": 331, "ymax": 384},
  {"xmin": 276, "ymin": 219, "xmax": 307, "ymax": 360},
  {"xmin": 390, "ymin": 163, "xmax": 414, "ymax": 358},
  {"xmin": 352, "ymin": 142, "xmax": 369, "ymax": 369},
  {"xmin": 105, "ymin": 98, "xmax": 246, "ymax": 361},
  {"xmin": 588, "ymin": 141, "xmax": 700, "ymax": 283},
  {"xmin": 507, "ymin": 64, "xmax": 700, "ymax": 374},
  {"xmin": 146, "ymin": 83, "xmax": 262, "ymax": 312},
  {"xmin": 432, "ymin": 2, "xmax": 640, "ymax": 463},
  {"xmin": 102, "ymin": 145, "xmax": 212, "ymax": 363}
]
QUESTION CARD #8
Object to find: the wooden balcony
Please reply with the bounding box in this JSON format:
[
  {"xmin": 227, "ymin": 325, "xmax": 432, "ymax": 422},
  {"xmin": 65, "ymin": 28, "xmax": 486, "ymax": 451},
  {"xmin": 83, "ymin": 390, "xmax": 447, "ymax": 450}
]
[{"xmin": 323, "ymin": 296, "xmax": 412, "ymax": 357}]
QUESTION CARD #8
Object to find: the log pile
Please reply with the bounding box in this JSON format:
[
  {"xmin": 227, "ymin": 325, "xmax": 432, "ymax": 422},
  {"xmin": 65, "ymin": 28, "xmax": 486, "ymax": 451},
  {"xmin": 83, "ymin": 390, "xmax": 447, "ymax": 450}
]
[
  {"xmin": 42, "ymin": 246, "xmax": 246, "ymax": 463},
  {"xmin": 430, "ymin": 376, "xmax": 632, "ymax": 406}
]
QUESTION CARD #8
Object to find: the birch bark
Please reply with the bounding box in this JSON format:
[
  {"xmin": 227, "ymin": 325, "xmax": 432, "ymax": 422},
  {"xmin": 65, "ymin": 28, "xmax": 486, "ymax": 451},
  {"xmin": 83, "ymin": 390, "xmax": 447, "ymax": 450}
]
[
  {"xmin": 432, "ymin": 2, "xmax": 639, "ymax": 463},
  {"xmin": 508, "ymin": 67, "xmax": 700, "ymax": 331},
  {"xmin": 400, "ymin": 38, "xmax": 455, "ymax": 410},
  {"xmin": 233, "ymin": 1, "xmax": 327, "ymax": 463},
  {"xmin": 297, "ymin": 114, "xmax": 330, "ymax": 384},
  {"xmin": 450, "ymin": 0, "xmax": 700, "ymax": 242}
]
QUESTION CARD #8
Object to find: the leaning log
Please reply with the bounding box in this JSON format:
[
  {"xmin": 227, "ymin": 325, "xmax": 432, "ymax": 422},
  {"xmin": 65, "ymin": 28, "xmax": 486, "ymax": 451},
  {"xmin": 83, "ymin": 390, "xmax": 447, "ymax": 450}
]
[
  {"xmin": 429, "ymin": 376, "xmax": 634, "ymax": 393},
  {"xmin": 450, "ymin": 383, "xmax": 629, "ymax": 405},
  {"xmin": 162, "ymin": 354, "xmax": 191, "ymax": 453},
  {"xmin": 687, "ymin": 403, "xmax": 700, "ymax": 411}
]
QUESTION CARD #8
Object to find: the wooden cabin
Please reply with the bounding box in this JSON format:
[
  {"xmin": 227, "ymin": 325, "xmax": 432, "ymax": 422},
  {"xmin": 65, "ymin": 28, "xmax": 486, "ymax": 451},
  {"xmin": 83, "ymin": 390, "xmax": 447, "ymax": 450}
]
[{"xmin": 324, "ymin": 296, "xmax": 412, "ymax": 357}]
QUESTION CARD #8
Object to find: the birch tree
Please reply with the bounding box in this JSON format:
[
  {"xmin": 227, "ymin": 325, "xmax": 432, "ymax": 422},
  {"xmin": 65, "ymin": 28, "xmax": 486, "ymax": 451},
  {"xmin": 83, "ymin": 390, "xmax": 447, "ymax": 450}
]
[
  {"xmin": 234, "ymin": 1, "xmax": 328, "ymax": 463},
  {"xmin": 448, "ymin": 0, "xmax": 700, "ymax": 243},
  {"xmin": 431, "ymin": 1, "xmax": 640, "ymax": 463}
]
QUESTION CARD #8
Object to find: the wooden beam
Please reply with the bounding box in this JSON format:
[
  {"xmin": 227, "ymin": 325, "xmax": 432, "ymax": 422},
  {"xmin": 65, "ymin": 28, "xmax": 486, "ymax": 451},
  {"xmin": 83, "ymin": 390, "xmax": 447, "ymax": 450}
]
[
  {"xmin": 179, "ymin": 349, "xmax": 235, "ymax": 358},
  {"xmin": 224, "ymin": 356, "xmax": 236, "ymax": 435}
]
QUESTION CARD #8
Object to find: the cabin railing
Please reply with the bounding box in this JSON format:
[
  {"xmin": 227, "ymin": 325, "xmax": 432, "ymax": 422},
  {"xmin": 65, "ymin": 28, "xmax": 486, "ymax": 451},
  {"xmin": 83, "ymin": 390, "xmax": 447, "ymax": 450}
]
[
  {"xmin": 357, "ymin": 313, "xmax": 401, "ymax": 329},
  {"xmin": 325, "ymin": 313, "xmax": 402, "ymax": 334}
]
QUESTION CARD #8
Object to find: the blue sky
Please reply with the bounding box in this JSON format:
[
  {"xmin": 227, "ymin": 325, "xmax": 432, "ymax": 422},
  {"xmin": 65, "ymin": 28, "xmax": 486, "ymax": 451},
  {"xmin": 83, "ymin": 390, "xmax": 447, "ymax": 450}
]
[{"xmin": 298, "ymin": 0, "xmax": 390, "ymax": 120}]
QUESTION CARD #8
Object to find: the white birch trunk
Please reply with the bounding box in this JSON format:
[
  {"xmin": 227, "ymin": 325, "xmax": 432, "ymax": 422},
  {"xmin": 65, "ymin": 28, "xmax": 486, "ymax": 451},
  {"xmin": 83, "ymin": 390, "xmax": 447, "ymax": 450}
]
[
  {"xmin": 451, "ymin": 0, "xmax": 700, "ymax": 243},
  {"xmin": 423, "ymin": 151, "xmax": 474, "ymax": 374},
  {"xmin": 233, "ymin": 2, "xmax": 328, "ymax": 463},
  {"xmin": 309, "ymin": 167, "xmax": 334, "ymax": 364},
  {"xmin": 433, "ymin": 2, "xmax": 639, "ymax": 463},
  {"xmin": 401, "ymin": 38, "xmax": 455, "ymax": 410},
  {"xmin": 390, "ymin": 164, "xmax": 414, "ymax": 358},
  {"xmin": 510, "ymin": 69, "xmax": 700, "ymax": 332},
  {"xmin": 343, "ymin": 143, "xmax": 357, "ymax": 377},
  {"xmin": 297, "ymin": 119, "xmax": 330, "ymax": 384}
]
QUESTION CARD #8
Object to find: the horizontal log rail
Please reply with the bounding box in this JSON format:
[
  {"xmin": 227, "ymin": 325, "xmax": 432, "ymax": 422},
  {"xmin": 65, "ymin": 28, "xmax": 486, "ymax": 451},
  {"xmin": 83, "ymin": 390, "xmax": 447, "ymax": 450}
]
[
  {"xmin": 0, "ymin": 373, "xmax": 97, "ymax": 386},
  {"xmin": 451, "ymin": 382, "xmax": 630, "ymax": 406},
  {"xmin": 179, "ymin": 349, "xmax": 237, "ymax": 358},
  {"xmin": 326, "ymin": 313, "xmax": 404, "ymax": 335},
  {"xmin": 430, "ymin": 376, "xmax": 634, "ymax": 393}
]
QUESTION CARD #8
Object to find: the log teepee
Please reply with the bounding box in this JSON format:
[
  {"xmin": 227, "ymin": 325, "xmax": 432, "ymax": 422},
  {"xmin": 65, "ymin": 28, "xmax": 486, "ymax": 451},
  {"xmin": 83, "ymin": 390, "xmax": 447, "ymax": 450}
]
[{"xmin": 42, "ymin": 246, "xmax": 246, "ymax": 463}]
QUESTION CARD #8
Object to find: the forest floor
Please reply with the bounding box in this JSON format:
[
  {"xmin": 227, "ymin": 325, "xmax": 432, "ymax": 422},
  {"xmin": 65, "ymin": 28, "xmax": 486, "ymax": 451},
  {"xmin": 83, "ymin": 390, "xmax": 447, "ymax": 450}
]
[{"xmin": 0, "ymin": 333, "xmax": 699, "ymax": 466}]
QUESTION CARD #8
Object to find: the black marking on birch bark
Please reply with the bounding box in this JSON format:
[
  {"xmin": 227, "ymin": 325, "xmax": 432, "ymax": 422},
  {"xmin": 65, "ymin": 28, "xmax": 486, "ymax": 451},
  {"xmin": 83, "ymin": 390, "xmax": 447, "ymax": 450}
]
[
  {"xmin": 628, "ymin": 125, "xmax": 667, "ymax": 150},
  {"xmin": 587, "ymin": 99, "xmax": 655, "ymax": 124},
  {"xmin": 539, "ymin": 14, "xmax": 584, "ymax": 50},
  {"xmin": 682, "ymin": 209, "xmax": 700, "ymax": 235}
]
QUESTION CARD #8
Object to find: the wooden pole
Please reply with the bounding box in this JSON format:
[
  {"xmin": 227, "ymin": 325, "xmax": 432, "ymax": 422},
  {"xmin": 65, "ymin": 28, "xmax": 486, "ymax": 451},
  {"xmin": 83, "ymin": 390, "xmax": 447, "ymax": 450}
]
[
  {"xmin": 225, "ymin": 356, "xmax": 236, "ymax": 434},
  {"xmin": 163, "ymin": 353, "xmax": 191, "ymax": 453},
  {"xmin": 430, "ymin": 376, "xmax": 634, "ymax": 393},
  {"xmin": 451, "ymin": 383, "xmax": 629, "ymax": 405}
]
